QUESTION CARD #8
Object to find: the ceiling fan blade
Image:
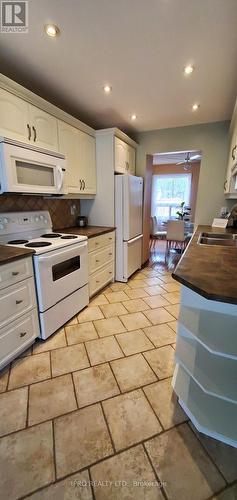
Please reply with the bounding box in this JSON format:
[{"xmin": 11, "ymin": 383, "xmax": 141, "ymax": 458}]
[{"xmin": 190, "ymin": 154, "xmax": 201, "ymax": 161}]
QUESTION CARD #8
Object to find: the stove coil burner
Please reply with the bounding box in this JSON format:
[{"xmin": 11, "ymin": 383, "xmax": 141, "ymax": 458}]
[
  {"xmin": 25, "ymin": 242, "xmax": 52, "ymax": 248},
  {"xmin": 8, "ymin": 239, "xmax": 29, "ymax": 244},
  {"xmin": 61, "ymin": 235, "xmax": 78, "ymax": 239},
  {"xmin": 41, "ymin": 233, "xmax": 62, "ymax": 238}
]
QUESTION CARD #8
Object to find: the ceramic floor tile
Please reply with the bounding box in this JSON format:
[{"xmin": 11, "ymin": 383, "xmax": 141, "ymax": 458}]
[
  {"xmin": 106, "ymin": 291, "xmax": 129, "ymax": 303},
  {"xmin": 109, "ymin": 283, "xmax": 131, "ymax": 292},
  {"xmin": 66, "ymin": 322, "xmax": 98, "ymax": 345},
  {"xmin": 120, "ymin": 312, "xmax": 151, "ymax": 331},
  {"xmin": 8, "ymin": 353, "xmax": 51, "ymax": 389},
  {"xmin": 0, "ymin": 387, "xmax": 28, "ymax": 437},
  {"xmin": 111, "ymin": 354, "xmax": 157, "ymax": 392},
  {"xmin": 144, "ymin": 346, "xmax": 175, "ymax": 378},
  {"xmin": 143, "ymin": 324, "xmax": 176, "ymax": 347},
  {"xmin": 103, "ymin": 389, "xmax": 161, "ymax": 451},
  {"xmin": 168, "ymin": 320, "xmax": 178, "ymax": 333},
  {"xmin": 145, "ymin": 423, "xmax": 225, "ymax": 500},
  {"xmin": 86, "ymin": 336, "xmax": 124, "ymax": 365},
  {"xmin": 29, "ymin": 374, "xmax": 77, "ymax": 426},
  {"xmin": 159, "ymin": 275, "xmax": 177, "ymax": 284},
  {"xmin": 145, "ymin": 286, "xmax": 164, "ymax": 296},
  {"xmin": 128, "ymin": 280, "xmax": 148, "ymax": 289},
  {"xmin": 212, "ymin": 484, "xmax": 237, "ymax": 500},
  {"xmin": 162, "ymin": 291, "xmax": 180, "ymax": 304},
  {"xmin": 91, "ymin": 444, "xmax": 163, "ymax": 500},
  {"xmin": 89, "ymin": 294, "xmax": 109, "ymax": 306},
  {"xmin": 73, "ymin": 363, "xmax": 119, "ymax": 407},
  {"xmin": 144, "ymin": 378, "xmax": 188, "ymax": 429},
  {"xmin": 144, "ymin": 307, "xmax": 175, "ymax": 325},
  {"xmin": 27, "ymin": 470, "xmax": 93, "ymax": 500},
  {"xmin": 143, "ymin": 295, "xmax": 170, "ymax": 309},
  {"xmin": 99, "ymin": 302, "xmax": 128, "ymax": 318},
  {"xmin": 122, "ymin": 298, "xmax": 150, "ymax": 313},
  {"xmin": 33, "ymin": 329, "xmax": 66, "ymax": 354},
  {"xmin": 54, "ymin": 404, "xmax": 113, "ymax": 478},
  {"xmin": 145, "ymin": 277, "xmax": 164, "ymax": 286},
  {"xmin": 51, "ymin": 344, "xmax": 89, "ymax": 377},
  {"xmin": 78, "ymin": 306, "xmax": 104, "ymax": 323},
  {"xmin": 0, "ymin": 421, "xmax": 54, "ymax": 499},
  {"xmin": 141, "ymin": 270, "xmax": 159, "ymax": 278},
  {"xmin": 93, "ymin": 317, "xmax": 127, "ymax": 337},
  {"xmin": 165, "ymin": 304, "xmax": 180, "ymax": 319},
  {"xmin": 116, "ymin": 329, "xmax": 154, "ymax": 355},
  {"xmin": 124, "ymin": 288, "xmax": 149, "ymax": 299},
  {"xmin": 189, "ymin": 422, "xmax": 237, "ymax": 483},
  {"xmin": 65, "ymin": 316, "xmax": 78, "ymax": 326},
  {"xmin": 0, "ymin": 366, "xmax": 9, "ymax": 393},
  {"xmin": 160, "ymin": 282, "xmax": 180, "ymax": 293}
]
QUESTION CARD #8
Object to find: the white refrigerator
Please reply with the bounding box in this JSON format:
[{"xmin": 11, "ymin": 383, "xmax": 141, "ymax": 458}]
[{"xmin": 115, "ymin": 174, "xmax": 143, "ymax": 282}]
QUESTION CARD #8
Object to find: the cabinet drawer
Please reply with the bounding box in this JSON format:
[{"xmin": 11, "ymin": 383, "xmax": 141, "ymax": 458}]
[
  {"xmin": 89, "ymin": 263, "xmax": 114, "ymax": 297},
  {"xmin": 0, "ymin": 309, "xmax": 39, "ymax": 368},
  {"xmin": 88, "ymin": 232, "xmax": 115, "ymax": 252},
  {"xmin": 0, "ymin": 257, "xmax": 33, "ymax": 290},
  {"xmin": 89, "ymin": 245, "xmax": 114, "ymax": 274},
  {"xmin": 0, "ymin": 277, "xmax": 37, "ymax": 328}
]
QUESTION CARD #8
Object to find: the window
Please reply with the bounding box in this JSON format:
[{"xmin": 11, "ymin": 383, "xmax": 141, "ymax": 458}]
[{"xmin": 151, "ymin": 173, "xmax": 191, "ymax": 221}]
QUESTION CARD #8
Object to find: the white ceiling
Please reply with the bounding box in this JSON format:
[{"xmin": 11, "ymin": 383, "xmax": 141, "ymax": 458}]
[
  {"xmin": 153, "ymin": 150, "xmax": 202, "ymax": 165},
  {"xmin": 0, "ymin": 0, "xmax": 237, "ymax": 133}
]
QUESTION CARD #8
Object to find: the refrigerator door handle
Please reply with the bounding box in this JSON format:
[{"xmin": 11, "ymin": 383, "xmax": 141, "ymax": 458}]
[{"xmin": 126, "ymin": 234, "xmax": 143, "ymax": 245}]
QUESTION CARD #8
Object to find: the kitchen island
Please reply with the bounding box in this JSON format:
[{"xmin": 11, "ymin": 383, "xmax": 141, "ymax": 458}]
[{"xmin": 172, "ymin": 225, "xmax": 237, "ymax": 448}]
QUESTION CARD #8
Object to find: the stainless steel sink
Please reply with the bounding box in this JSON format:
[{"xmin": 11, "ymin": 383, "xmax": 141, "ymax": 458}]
[{"xmin": 199, "ymin": 232, "xmax": 237, "ymax": 247}]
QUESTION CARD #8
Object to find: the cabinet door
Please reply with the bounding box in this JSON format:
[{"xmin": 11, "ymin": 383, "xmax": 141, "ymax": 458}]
[
  {"xmin": 225, "ymin": 116, "xmax": 237, "ymax": 194},
  {"xmin": 29, "ymin": 105, "xmax": 58, "ymax": 151},
  {"xmin": 79, "ymin": 132, "xmax": 96, "ymax": 194},
  {"xmin": 58, "ymin": 120, "xmax": 80, "ymax": 192},
  {"xmin": 114, "ymin": 137, "xmax": 128, "ymax": 173},
  {"xmin": 0, "ymin": 87, "xmax": 29, "ymax": 142},
  {"xmin": 127, "ymin": 145, "xmax": 136, "ymax": 175}
]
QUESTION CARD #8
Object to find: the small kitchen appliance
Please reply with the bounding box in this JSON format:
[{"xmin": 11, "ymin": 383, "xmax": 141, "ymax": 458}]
[
  {"xmin": 77, "ymin": 216, "xmax": 88, "ymax": 227},
  {"xmin": 0, "ymin": 211, "xmax": 89, "ymax": 339}
]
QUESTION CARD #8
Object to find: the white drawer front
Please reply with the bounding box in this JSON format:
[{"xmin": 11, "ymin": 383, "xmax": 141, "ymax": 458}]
[
  {"xmin": 89, "ymin": 263, "xmax": 114, "ymax": 297},
  {"xmin": 88, "ymin": 232, "xmax": 115, "ymax": 252},
  {"xmin": 0, "ymin": 309, "xmax": 39, "ymax": 368},
  {"xmin": 0, "ymin": 257, "xmax": 33, "ymax": 290},
  {"xmin": 89, "ymin": 245, "xmax": 114, "ymax": 274},
  {"xmin": 0, "ymin": 277, "xmax": 37, "ymax": 328}
]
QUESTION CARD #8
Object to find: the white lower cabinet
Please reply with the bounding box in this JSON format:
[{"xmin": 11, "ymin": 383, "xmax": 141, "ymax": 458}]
[
  {"xmin": 88, "ymin": 231, "xmax": 115, "ymax": 297},
  {"xmin": 0, "ymin": 257, "xmax": 40, "ymax": 369}
]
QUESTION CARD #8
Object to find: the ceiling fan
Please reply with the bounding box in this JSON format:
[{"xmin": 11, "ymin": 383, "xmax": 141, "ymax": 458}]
[{"xmin": 177, "ymin": 152, "xmax": 201, "ymax": 170}]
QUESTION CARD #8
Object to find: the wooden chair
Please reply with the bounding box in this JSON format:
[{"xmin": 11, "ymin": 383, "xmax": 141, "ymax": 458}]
[
  {"xmin": 150, "ymin": 216, "xmax": 167, "ymax": 251},
  {"xmin": 165, "ymin": 220, "xmax": 189, "ymax": 260}
]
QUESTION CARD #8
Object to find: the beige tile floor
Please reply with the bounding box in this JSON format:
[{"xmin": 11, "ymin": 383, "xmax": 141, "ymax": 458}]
[{"xmin": 0, "ymin": 265, "xmax": 236, "ymax": 499}]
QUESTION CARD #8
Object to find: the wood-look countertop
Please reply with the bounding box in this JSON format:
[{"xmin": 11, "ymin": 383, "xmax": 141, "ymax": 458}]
[
  {"xmin": 57, "ymin": 226, "xmax": 115, "ymax": 239},
  {"xmin": 172, "ymin": 225, "xmax": 237, "ymax": 304},
  {"xmin": 0, "ymin": 245, "xmax": 34, "ymax": 265}
]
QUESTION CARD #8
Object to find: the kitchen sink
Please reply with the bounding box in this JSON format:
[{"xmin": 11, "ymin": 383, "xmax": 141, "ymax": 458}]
[{"xmin": 199, "ymin": 232, "xmax": 237, "ymax": 247}]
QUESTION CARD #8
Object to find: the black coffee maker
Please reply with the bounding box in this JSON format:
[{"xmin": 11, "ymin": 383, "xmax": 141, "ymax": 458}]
[{"xmin": 227, "ymin": 204, "xmax": 237, "ymax": 228}]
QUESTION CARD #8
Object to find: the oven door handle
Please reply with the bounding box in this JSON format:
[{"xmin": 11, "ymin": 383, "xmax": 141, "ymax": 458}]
[
  {"xmin": 56, "ymin": 165, "xmax": 64, "ymax": 191},
  {"xmin": 36, "ymin": 240, "xmax": 88, "ymax": 262}
]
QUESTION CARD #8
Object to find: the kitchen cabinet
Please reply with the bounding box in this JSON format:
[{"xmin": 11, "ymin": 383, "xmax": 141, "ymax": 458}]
[
  {"xmin": 58, "ymin": 120, "xmax": 96, "ymax": 195},
  {"xmin": 225, "ymin": 101, "xmax": 237, "ymax": 196},
  {"xmin": 0, "ymin": 87, "xmax": 29, "ymax": 143},
  {"xmin": 29, "ymin": 105, "xmax": 58, "ymax": 151},
  {"xmin": 114, "ymin": 136, "xmax": 136, "ymax": 174},
  {"xmin": 88, "ymin": 231, "xmax": 115, "ymax": 297}
]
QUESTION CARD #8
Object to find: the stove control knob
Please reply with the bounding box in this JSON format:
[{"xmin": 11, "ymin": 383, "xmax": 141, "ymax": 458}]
[
  {"xmin": 3, "ymin": 218, "xmax": 8, "ymax": 224},
  {"xmin": 35, "ymin": 216, "xmax": 39, "ymax": 222},
  {"xmin": 39, "ymin": 215, "xmax": 44, "ymax": 220},
  {"xmin": 44, "ymin": 219, "xmax": 48, "ymax": 224},
  {"xmin": 0, "ymin": 224, "xmax": 4, "ymax": 230}
]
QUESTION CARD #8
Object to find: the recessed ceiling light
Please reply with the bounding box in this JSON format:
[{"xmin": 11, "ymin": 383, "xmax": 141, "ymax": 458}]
[
  {"xmin": 192, "ymin": 103, "xmax": 200, "ymax": 111},
  {"xmin": 184, "ymin": 64, "xmax": 194, "ymax": 75},
  {"xmin": 44, "ymin": 24, "xmax": 60, "ymax": 37},
  {"xmin": 131, "ymin": 114, "xmax": 137, "ymax": 121},
  {"xmin": 103, "ymin": 85, "xmax": 112, "ymax": 93}
]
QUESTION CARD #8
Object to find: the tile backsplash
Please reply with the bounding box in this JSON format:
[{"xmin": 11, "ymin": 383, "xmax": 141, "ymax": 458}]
[{"xmin": 0, "ymin": 194, "xmax": 80, "ymax": 229}]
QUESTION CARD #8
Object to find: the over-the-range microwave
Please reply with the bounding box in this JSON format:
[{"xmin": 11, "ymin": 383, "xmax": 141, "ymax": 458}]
[{"xmin": 0, "ymin": 138, "xmax": 67, "ymax": 195}]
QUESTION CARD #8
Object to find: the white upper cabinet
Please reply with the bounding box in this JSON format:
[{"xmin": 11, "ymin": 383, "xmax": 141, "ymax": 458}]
[
  {"xmin": 114, "ymin": 136, "xmax": 136, "ymax": 174},
  {"xmin": 29, "ymin": 105, "xmax": 58, "ymax": 151},
  {"xmin": 0, "ymin": 88, "xmax": 29, "ymax": 143},
  {"xmin": 58, "ymin": 120, "xmax": 96, "ymax": 195},
  {"xmin": 225, "ymin": 104, "xmax": 237, "ymax": 195}
]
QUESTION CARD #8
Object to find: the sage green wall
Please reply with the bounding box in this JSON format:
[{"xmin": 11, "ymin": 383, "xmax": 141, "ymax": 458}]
[{"xmin": 136, "ymin": 121, "xmax": 230, "ymax": 225}]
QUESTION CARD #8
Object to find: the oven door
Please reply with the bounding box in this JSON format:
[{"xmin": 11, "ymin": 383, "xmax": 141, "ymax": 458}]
[
  {"xmin": 33, "ymin": 241, "xmax": 88, "ymax": 311},
  {"xmin": 0, "ymin": 142, "xmax": 67, "ymax": 195}
]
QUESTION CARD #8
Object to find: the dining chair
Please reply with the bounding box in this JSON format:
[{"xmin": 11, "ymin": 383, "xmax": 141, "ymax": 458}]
[
  {"xmin": 150, "ymin": 216, "xmax": 167, "ymax": 251},
  {"xmin": 165, "ymin": 220, "xmax": 189, "ymax": 260}
]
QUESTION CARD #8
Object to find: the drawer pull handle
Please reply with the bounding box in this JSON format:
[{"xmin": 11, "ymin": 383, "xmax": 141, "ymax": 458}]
[
  {"xmin": 16, "ymin": 299, "xmax": 23, "ymax": 305},
  {"xmin": 12, "ymin": 271, "xmax": 19, "ymax": 276},
  {"xmin": 109, "ymin": 253, "xmax": 112, "ymax": 256},
  {"xmin": 109, "ymin": 272, "xmax": 112, "ymax": 275},
  {"xmin": 95, "ymin": 242, "xmax": 99, "ymax": 245},
  {"xmin": 20, "ymin": 332, "xmax": 27, "ymax": 338},
  {"xmin": 109, "ymin": 237, "xmax": 112, "ymax": 240},
  {"xmin": 96, "ymin": 259, "xmax": 100, "ymax": 263},
  {"xmin": 96, "ymin": 280, "xmax": 100, "ymax": 284}
]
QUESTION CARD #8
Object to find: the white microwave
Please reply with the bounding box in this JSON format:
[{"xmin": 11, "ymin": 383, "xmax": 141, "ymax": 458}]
[{"xmin": 0, "ymin": 138, "xmax": 67, "ymax": 195}]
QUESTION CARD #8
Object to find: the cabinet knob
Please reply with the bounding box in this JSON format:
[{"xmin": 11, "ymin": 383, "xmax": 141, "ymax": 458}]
[
  {"xmin": 16, "ymin": 299, "xmax": 23, "ymax": 305},
  {"xmin": 20, "ymin": 332, "xmax": 27, "ymax": 338}
]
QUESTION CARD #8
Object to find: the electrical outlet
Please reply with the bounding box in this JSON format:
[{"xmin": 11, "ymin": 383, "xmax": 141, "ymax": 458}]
[{"xmin": 70, "ymin": 204, "xmax": 77, "ymax": 216}]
